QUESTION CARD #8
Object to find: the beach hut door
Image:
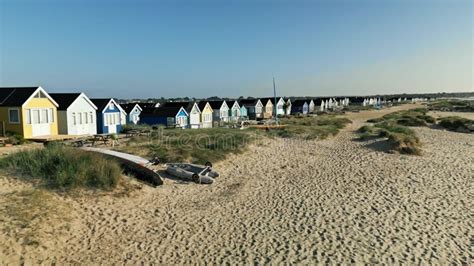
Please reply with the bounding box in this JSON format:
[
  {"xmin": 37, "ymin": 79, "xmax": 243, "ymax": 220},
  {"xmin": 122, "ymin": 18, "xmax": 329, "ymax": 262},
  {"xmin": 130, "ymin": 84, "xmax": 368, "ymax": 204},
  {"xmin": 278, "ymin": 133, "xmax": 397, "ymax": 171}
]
[{"xmin": 31, "ymin": 109, "xmax": 52, "ymax": 136}]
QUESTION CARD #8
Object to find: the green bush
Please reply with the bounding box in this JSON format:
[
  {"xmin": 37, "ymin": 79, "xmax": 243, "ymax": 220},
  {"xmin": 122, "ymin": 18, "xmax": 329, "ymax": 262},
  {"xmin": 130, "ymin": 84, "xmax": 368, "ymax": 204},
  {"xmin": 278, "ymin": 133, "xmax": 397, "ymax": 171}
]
[
  {"xmin": 0, "ymin": 146, "xmax": 121, "ymax": 190},
  {"xmin": 358, "ymin": 115, "xmax": 422, "ymax": 155},
  {"xmin": 372, "ymin": 108, "xmax": 435, "ymax": 127},
  {"xmin": 428, "ymin": 100, "xmax": 474, "ymax": 112},
  {"xmin": 438, "ymin": 116, "xmax": 474, "ymax": 133}
]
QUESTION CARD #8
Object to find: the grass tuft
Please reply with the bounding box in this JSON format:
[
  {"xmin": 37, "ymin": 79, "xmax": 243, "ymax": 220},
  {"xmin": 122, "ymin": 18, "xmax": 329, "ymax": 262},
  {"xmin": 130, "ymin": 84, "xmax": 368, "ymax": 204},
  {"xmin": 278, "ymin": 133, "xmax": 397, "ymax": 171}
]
[
  {"xmin": 428, "ymin": 99, "xmax": 474, "ymax": 112},
  {"xmin": 367, "ymin": 108, "xmax": 435, "ymax": 127},
  {"xmin": 0, "ymin": 145, "xmax": 122, "ymax": 190},
  {"xmin": 437, "ymin": 116, "xmax": 474, "ymax": 133}
]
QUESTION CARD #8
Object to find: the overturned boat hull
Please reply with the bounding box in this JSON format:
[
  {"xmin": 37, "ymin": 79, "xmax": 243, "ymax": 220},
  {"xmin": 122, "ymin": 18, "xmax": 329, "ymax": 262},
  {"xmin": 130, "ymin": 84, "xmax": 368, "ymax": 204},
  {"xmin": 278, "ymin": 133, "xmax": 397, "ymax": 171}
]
[
  {"xmin": 165, "ymin": 163, "xmax": 218, "ymax": 184},
  {"xmin": 81, "ymin": 147, "xmax": 163, "ymax": 187}
]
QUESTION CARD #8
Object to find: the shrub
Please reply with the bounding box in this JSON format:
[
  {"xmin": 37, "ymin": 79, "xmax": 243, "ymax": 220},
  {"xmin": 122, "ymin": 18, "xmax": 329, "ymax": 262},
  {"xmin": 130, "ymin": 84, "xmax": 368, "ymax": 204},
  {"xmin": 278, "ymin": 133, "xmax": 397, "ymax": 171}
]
[
  {"xmin": 428, "ymin": 99, "xmax": 474, "ymax": 112},
  {"xmin": 4, "ymin": 132, "xmax": 26, "ymax": 145},
  {"xmin": 0, "ymin": 145, "xmax": 122, "ymax": 190},
  {"xmin": 358, "ymin": 120, "xmax": 421, "ymax": 155},
  {"xmin": 387, "ymin": 133, "xmax": 421, "ymax": 155},
  {"xmin": 438, "ymin": 116, "xmax": 474, "ymax": 133}
]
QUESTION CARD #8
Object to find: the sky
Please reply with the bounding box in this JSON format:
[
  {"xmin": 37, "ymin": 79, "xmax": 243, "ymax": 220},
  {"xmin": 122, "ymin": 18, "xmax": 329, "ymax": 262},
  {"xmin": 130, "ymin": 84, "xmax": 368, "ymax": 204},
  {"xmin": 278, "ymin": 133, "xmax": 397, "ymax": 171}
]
[{"xmin": 0, "ymin": 0, "xmax": 473, "ymax": 99}]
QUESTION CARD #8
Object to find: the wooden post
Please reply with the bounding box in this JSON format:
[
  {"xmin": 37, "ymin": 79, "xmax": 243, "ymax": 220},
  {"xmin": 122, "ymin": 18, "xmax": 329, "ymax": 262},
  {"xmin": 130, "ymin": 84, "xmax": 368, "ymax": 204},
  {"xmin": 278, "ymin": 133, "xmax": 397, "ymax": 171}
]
[{"xmin": 0, "ymin": 121, "xmax": 5, "ymax": 137}]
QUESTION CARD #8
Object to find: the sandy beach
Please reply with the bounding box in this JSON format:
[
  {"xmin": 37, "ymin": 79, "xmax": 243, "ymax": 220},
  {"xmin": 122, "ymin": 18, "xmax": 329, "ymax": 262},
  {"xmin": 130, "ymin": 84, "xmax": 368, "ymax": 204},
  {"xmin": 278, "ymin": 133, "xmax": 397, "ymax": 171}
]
[{"xmin": 1, "ymin": 105, "xmax": 472, "ymax": 264}]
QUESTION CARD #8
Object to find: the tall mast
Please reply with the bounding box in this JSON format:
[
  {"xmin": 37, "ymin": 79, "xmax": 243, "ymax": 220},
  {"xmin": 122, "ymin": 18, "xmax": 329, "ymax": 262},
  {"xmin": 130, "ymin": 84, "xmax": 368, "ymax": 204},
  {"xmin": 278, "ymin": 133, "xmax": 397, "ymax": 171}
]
[{"xmin": 273, "ymin": 77, "xmax": 279, "ymax": 125}]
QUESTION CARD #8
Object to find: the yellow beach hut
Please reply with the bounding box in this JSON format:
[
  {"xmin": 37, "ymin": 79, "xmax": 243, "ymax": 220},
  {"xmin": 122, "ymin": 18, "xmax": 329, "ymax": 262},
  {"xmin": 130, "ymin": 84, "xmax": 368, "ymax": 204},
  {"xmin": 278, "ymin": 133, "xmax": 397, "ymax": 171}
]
[
  {"xmin": 0, "ymin": 86, "xmax": 59, "ymax": 138},
  {"xmin": 198, "ymin": 101, "xmax": 213, "ymax": 128}
]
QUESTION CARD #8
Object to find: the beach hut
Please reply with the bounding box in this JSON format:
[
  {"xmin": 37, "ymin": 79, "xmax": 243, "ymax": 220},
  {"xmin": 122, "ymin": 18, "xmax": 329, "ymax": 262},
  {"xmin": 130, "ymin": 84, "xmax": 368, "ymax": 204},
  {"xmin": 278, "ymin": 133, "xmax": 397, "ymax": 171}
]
[
  {"xmin": 291, "ymin": 100, "xmax": 309, "ymax": 114},
  {"xmin": 229, "ymin": 101, "xmax": 241, "ymax": 122},
  {"xmin": 0, "ymin": 86, "xmax": 59, "ymax": 138},
  {"xmin": 308, "ymin": 99, "xmax": 316, "ymax": 113},
  {"xmin": 91, "ymin": 98, "xmax": 125, "ymax": 134},
  {"xmin": 198, "ymin": 102, "xmax": 213, "ymax": 128},
  {"xmin": 50, "ymin": 93, "xmax": 98, "ymax": 135},
  {"xmin": 285, "ymin": 98, "xmax": 292, "ymax": 115},
  {"xmin": 188, "ymin": 102, "xmax": 201, "ymax": 129},
  {"xmin": 273, "ymin": 97, "xmax": 286, "ymax": 116},
  {"xmin": 120, "ymin": 103, "xmax": 143, "ymax": 125},
  {"xmin": 161, "ymin": 101, "xmax": 197, "ymax": 128},
  {"xmin": 260, "ymin": 98, "xmax": 274, "ymax": 119},
  {"xmin": 238, "ymin": 99, "xmax": 264, "ymax": 120},
  {"xmin": 140, "ymin": 106, "xmax": 189, "ymax": 128},
  {"xmin": 208, "ymin": 100, "xmax": 229, "ymax": 126},
  {"xmin": 239, "ymin": 103, "xmax": 248, "ymax": 121}
]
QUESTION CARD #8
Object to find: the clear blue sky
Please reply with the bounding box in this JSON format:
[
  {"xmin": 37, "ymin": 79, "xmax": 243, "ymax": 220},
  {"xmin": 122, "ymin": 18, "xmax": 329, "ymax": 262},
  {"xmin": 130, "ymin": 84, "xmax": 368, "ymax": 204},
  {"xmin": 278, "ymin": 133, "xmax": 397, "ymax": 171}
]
[{"xmin": 0, "ymin": 0, "xmax": 472, "ymax": 99}]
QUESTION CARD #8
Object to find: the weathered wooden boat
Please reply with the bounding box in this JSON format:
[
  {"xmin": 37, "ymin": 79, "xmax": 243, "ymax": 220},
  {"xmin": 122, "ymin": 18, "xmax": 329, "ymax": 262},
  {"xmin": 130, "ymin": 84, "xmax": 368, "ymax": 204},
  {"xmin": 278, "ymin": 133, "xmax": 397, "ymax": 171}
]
[
  {"xmin": 165, "ymin": 162, "xmax": 219, "ymax": 184},
  {"xmin": 81, "ymin": 147, "xmax": 163, "ymax": 186}
]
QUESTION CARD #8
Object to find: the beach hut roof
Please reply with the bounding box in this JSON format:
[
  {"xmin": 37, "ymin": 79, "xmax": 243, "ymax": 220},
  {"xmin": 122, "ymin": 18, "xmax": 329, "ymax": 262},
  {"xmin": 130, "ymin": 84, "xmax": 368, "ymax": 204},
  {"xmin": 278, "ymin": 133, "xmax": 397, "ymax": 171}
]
[
  {"xmin": 91, "ymin": 98, "xmax": 125, "ymax": 113},
  {"xmin": 50, "ymin": 93, "xmax": 98, "ymax": 111},
  {"xmin": 197, "ymin": 101, "xmax": 210, "ymax": 111},
  {"xmin": 0, "ymin": 86, "xmax": 59, "ymax": 107},
  {"xmin": 141, "ymin": 106, "xmax": 184, "ymax": 117},
  {"xmin": 238, "ymin": 99, "xmax": 260, "ymax": 106},
  {"xmin": 207, "ymin": 100, "xmax": 227, "ymax": 109},
  {"xmin": 120, "ymin": 103, "xmax": 143, "ymax": 114},
  {"xmin": 292, "ymin": 99, "xmax": 308, "ymax": 107},
  {"xmin": 137, "ymin": 102, "xmax": 157, "ymax": 109}
]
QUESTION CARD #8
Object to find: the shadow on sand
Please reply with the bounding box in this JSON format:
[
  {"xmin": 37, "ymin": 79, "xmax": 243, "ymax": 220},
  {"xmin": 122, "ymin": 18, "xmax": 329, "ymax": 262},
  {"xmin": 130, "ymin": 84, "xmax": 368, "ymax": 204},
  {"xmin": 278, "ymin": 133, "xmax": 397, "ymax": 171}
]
[{"xmin": 156, "ymin": 169, "xmax": 194, "ymax": 185}]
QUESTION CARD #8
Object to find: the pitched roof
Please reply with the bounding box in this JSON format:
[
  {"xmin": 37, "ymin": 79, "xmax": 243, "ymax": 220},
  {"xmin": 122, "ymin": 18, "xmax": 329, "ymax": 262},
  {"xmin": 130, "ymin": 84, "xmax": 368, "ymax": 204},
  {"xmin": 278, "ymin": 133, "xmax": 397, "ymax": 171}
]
[
  {"xmin": 207, "ymin": 100, "xmax": 226, "ymax": 109},
  {"xmin": 238, "ymin": 99, "xmax": 259, "ymax": 106},
  {"xmin": 198, "ymin": 101, "xmax": 210, "ymax": 111},
  {"xmin": 91, "ymin": 98, "xmax": 125, "ymax": 113},
  {"xmin": 137, "ymin": 102, "xmax": 158, "ymax": 109},
  {"xmin": 260, "ymin": 97, "xmax": 277, "ymax": 104},
  {"xmin": 292, "ymin": 99, "xmax": 308, "ymax": 107},
  {"xmin": 141, "ymin": 106, "xmax": 184, "ymax": 117},
  {"xmin": 161, "ymin": 101, "xmax": 194, "ymax": 112},
  {"xmin": 311, "ymin": 98, "xmax": 323, "ymax": 105},
  {"xmin": 0, "ymin": 87, "xmax": 39, "ymax": 106},
  {"xmin": 49, "ymin": 93, "xmax": 82, "ymax": 110},
  {"xmin": 120, "ymin": 103, "xmax": 142, "ymax": 113}
]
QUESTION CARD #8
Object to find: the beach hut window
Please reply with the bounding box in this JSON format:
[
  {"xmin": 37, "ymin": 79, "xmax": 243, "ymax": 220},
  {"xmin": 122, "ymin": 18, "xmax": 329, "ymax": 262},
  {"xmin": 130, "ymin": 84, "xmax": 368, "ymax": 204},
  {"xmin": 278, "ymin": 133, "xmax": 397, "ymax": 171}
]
[
  {"xmin": 31, "ymin": 110, "xmax": 40, "ymax": 124},
  {"xmin": 48, "ymin": 109, "xmax": 54, "ymax": 123},
  {"xmin": 89, "ymin": 112, "xmax": 94, "ymax": 124},
  {"xmin": 78, "ymin": 111, "xmax": 82, "ymax": 125},
  {"xmin": 8, "ymin": 109, "xmax": 20, "ymax": 123},
  {"xmin": 25, "ymin": 109, "xmax": 31, "ymax": 124},
  {"xmin": 72, "ymin": 113, "xmax": 77, "ymax": 125},
  {"xmin": 40, "ymin": 109, "xmax": 48, "ymax": 124},
  {"xmin": 34, "ymin": 91, "xmax": 47, "ymax": 98}
]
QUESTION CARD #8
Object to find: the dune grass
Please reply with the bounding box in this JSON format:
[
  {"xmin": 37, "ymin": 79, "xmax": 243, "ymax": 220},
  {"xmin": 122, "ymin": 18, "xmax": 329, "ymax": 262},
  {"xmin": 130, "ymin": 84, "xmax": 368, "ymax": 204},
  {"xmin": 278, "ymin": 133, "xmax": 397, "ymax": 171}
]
[
  {"xmin": 274, "ymin": 115, "xmax": 352, "ymax": 140},
  {"xmin": 358, "ymin": 109, "xmax": 427, "ymax": 155},
  {"xmin": 437, "ymin": 116, "xmax": 474, "ymax": 133},
  {"xmin": 367, "ymin": 108, "xmax": 435, "ymax": 126},
  {"xmin": 428, "ymin": 99, "xmax": 474, "ymax": 112},
  {"xmin": 118, "ymin": 127, "xmax": 259, "ymax": 164},
  {"xmin": 118, "ymin": 115, "xmax": 351, "ymax": 164},
  {"xmin": 0, "ymin": 145, "xmax": 122, "ymax": 190},
  {"xmin": 357, "ymin": 122, "xmax": 421, "ymax": 155}
]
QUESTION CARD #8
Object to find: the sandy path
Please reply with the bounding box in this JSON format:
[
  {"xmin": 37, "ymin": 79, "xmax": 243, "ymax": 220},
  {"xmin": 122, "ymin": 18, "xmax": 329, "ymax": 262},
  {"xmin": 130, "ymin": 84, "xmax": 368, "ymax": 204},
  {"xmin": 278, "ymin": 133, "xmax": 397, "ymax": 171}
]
[{"xmin": 1, "ymin": 104, "xmax": 473, "ymax": 264}]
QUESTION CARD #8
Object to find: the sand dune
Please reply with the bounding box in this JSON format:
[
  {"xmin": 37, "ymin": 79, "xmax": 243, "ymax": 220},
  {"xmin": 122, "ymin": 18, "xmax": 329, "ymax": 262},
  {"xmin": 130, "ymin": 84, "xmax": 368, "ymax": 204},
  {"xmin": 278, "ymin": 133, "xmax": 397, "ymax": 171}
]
[{"xmin": 1, "ymin": 105, "xmax": 472, "ymax": 264}]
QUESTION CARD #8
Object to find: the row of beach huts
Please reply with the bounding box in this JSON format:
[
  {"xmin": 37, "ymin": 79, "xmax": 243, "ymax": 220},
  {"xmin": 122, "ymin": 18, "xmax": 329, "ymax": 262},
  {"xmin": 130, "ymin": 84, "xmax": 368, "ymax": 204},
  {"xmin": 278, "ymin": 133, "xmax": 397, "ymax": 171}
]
[{"xmin": 0, "ymin": 86, "xmax": 417, "ymax": 139}]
